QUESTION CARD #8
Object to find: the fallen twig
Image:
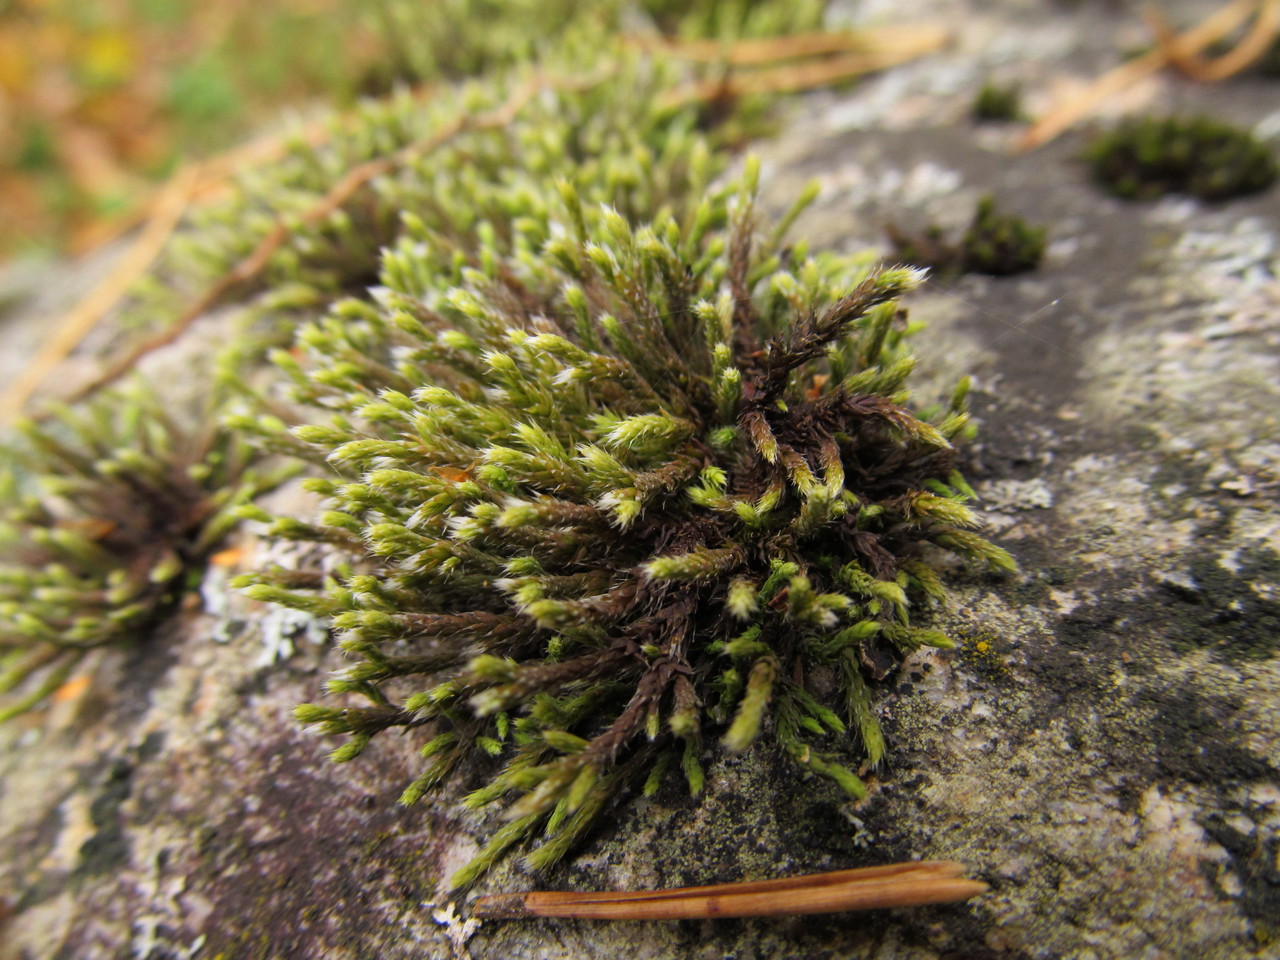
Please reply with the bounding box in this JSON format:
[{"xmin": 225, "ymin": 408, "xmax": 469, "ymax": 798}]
[{"xmin": 662, "ymin": 33, "xmax": 947, "ymax": 108}]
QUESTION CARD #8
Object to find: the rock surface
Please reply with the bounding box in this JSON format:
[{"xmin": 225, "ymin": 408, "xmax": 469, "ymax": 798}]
[{"xmin": 3, "ymin": 1, "xmax": 1279, "ymax": 958}]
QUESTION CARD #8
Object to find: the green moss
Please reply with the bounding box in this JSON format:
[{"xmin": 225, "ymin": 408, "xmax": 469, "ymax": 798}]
[
  {"xmin": 364, "ymin": 0, "xmax": 827, "ymax": 91},
  {"xmin": 207, "ymin": 16, "xmax": 1015, "ymax": 890},
  {"xmin": 888, "ymin": 195, "xmax": 1045, "ymax": 277},
  {"xmin": 118, "ymin": 0, "xmax": 829, "ymax": 346},
  {"xmin": 971, "ymin": 81, "xmax": 1021, "ymax": 122},
  {"xmin": 236, "ymin": 87, "xmax": 1013, "ymax": 883},
  {"xmin": 1085, "ymin": 115, "xmax": 1278, "ymax": 201},
  {"xmin": 960, "ymin": 195, "xmax": 1047, "ymax": 275},
  {"xmin": 0, "ymin": 383, "xmax": 290, "ymax": 721},
  {"xmin": 1, "ymin": 0, "xmax": 1019, "ymax": 897}
]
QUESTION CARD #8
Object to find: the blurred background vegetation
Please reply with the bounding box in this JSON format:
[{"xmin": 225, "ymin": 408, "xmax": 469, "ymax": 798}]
[
  {"xmin": 0, "ymin": 0, "xmax": 822, "ymax": 260},
  {"xmin": 0, "ymin": 0, "xmax": 394, "ymax": 257}
]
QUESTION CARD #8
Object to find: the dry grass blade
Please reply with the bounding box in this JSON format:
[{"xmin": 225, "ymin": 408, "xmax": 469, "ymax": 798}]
[
  {"xmin": 1015, "ymin": 0, "xmax": 1260, "ymax": 151},
  {"xmin": 473, "ymin": 860, "xmax": 988, "ymax": 920},
  {"xmin": 67, "ymin": 87, "xmax": 438, "ymax": 257},
  {"xmin": 661, "ymin": 33, "xmax": 948, "ymax": 110},
  {"xmin": 66, "ymin": 132, "xmax": 317, "ymax": 257},
  {"xmin": 637, "ymin": 25, "xmax": 949, "ymax": 66},
  {"xmin": 1147, "ymin": 0, "xmax": 1280, "ymax": 81},
  {"xmin": 0, "ymin": 165, "xmax": 201, "ymax": 423}
]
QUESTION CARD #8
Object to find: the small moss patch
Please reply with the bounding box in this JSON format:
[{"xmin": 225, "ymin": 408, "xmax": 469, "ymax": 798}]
[
  {"xmin": 888, "ymin": 195, "xmax": 1045, "ymax": 277},
  {"xmin": 971, "ymin": 81, "xmax": 1021, "ymax": 122},
  {"xmin": 1085, "ymin": 115, "xmax": 1277, "ymax": 201}
]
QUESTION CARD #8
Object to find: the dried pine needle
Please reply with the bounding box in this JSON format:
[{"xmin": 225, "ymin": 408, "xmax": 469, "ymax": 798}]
[
  {"xmin": 1146, "ymin": 0, "xmax": 1280, "ymax": 82},
  {"xmin": 1016, "ymin": 0, "xmax": 1261, "ymax": 151},
  {"xmin": 635, "ymin": 25, "xmax": 948, "ymax": 66},
  {"xmin": 473, "ymin": 861, "xmax": 988, "ymax": 920}
]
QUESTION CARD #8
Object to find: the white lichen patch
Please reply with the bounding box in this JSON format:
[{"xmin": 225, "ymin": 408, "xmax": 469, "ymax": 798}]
[
  {"xmin": 1169, "ymin": 217, "xmax": 1277, "ymax": 309},
  {"xmin": 429, "ymin": 902, "xmax": 481, "ymax": 960},
  {"xmin": 253, "ymin": 606, "xmax": 329, "ymax": 668},
  {"xmin": 978, "ymin": 478, "xmax": 1054, "ymax": 511},
  {"xmin": 1140, "ymin": 786, "xmax": 1231, "ymax": 864},
  {"xmin": 822, "ymin": 159, "xmax": 965, "ymax": 211}
]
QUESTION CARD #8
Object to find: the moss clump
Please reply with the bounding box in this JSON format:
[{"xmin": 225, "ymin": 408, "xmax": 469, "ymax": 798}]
[
  {"xmin": 971, "ymin": 81, "xmax": 1021, "ymax": 122},
  {"xmin": 0, "ymin": 0, "xmax": 1013, "ymax": 891},
  {"xmin": 961, "ymin": 195, "xmax": 1047, "ymax": 275},
  {"xmin": 0, "ymin": 385, "xmax": 286, "ymax": 721},
  {"xmin": 888, "ymin": 195, "xmax": 1045, "ymax": 277},
  {"xmin": 240, "ymin": 108, "xmax": 1013, "ymax": 885},
  {"xmin": 885, "ymin": 223, "xmax": 954, "ymax": 274},
  {"xmin": 1085, "ymin": 115, "xmax": 1278, "ymax": 201}
]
